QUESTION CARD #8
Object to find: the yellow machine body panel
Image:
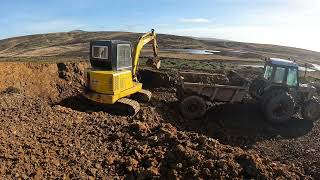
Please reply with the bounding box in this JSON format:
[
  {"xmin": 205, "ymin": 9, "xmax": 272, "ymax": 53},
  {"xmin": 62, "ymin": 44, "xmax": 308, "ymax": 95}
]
[
  {"xmin": 88, "ymin": 70, "xmax": 134, "ymax": 94},
  {"xmin": 84, "ymin": 69, "xmax": 142, "ymax": 104}
]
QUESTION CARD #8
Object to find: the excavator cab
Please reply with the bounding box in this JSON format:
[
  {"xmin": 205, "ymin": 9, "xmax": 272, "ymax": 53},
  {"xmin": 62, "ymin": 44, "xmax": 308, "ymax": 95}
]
[{"xmin": 90, "ymin": 40, "xmax": 132, "ymax": 71}]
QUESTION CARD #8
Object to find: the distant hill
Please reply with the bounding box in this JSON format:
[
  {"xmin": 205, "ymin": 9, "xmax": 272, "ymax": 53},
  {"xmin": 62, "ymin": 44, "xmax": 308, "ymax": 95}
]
[
  {"xmin": 69, "ymin": 30, "xmax": 87, "ymax": 33},
  {"xmin": 0, "ymin": 31, "xmax": 319, "ymax": 63}
]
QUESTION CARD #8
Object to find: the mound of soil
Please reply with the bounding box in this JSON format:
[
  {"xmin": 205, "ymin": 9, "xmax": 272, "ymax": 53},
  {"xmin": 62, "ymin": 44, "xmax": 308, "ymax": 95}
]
[
  {"xmin": 0, "ymin": 62, "xmax": 87, "ymax": 101},
  {"xmin": 0, "ymin": 62, "xmax": 317, "ymax": 179},
  {"xmin": 0, "ymin": 92, "xmax": 307, "ymax": 179}
]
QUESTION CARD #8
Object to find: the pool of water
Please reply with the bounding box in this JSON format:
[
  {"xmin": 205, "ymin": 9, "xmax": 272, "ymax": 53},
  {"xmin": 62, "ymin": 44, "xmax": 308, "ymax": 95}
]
[
  {"xmin": 311, "ymin": 64, "xmax": 320, "ymax": 71},
  {"xmin": 240, "ymin": 64, "xmax": 264, "ymax": 68},
  {"xmin": 163, "ymin": 49, "xmax": 221, "ymax": 55}
]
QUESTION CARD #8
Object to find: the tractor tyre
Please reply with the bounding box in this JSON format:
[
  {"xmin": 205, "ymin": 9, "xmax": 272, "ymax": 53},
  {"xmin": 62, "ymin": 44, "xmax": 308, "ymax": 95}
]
[
  {"xmin": 249, "ymin": 78, "xmax": 266, "ymax": 99},
  {"xmin": 264, "ymin": 92, "xmax": 295, "ymax": 124},
  {"xmin": 302, "ymin": 98, "xmax": 320, "ymax": 121},
  {"xmin": 260, "ymin": 89, "xmax": 285, "ymax": 112},
  {"xmin": 180, "ymin": 95, "xmax": 207, "ymax": 120}
]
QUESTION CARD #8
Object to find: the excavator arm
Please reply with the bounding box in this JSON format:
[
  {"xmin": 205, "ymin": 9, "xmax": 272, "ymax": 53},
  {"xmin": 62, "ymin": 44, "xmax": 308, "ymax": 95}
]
[{"xmin": 132, "ymin": 29, "xmax": 160, "ymax": 80}]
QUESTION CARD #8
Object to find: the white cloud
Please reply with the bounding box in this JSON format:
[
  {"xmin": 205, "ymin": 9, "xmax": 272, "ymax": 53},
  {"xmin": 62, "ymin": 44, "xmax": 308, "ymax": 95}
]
[
  {"xmin": 178, "ymin": 18, "xmax": 211, "ymax": 24},
  {"xmin": 159, "ymin": 24, "xmax": 320, "ymax": 52},
  {"xmin": 161, "ymin": 1, "xmax": 320, "ymax": 52}
]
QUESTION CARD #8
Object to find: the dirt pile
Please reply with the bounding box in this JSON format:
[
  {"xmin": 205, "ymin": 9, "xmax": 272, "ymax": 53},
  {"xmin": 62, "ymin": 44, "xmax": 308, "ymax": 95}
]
[
  {"xmin": 0, "ymin": 62, "xmax": 87, "ymax": 101},
  {"xmin": 0, "ymin": 91, "xmax": 307, "ymax": 179},
  {"xmin": 139, "ymin": 68, "xmax": 252, "ymax": 90},
  {"xmin": 179, "ymin": 71, "xmax": 229, "ymax": 85},
  {"xmin": 0, "ymin": 62, "xmax": 316, "ymax": 179},
  {"xmin": 0, "ymin": 63, "xmax": 61, "ymax": 100},
  {"xmin": 119, "ymin": 122, "xmax": 305, "ymax": 179},
  {"xmin": 139, "ymin": 68, "xmax": 179, "ymax": 88}
]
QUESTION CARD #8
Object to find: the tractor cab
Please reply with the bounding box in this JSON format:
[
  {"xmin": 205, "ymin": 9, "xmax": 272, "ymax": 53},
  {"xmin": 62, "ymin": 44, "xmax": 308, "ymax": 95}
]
[
  {"xmin": 250, "ymin": 58, "xmax": 320, "ymax": 123},
  {"xmin": 90, "ymin": 40, "xmax": 132, "ymax": 71},
  {"xmin": 262, "ymin": 58, "xmax": 299, "ymax": 87}
]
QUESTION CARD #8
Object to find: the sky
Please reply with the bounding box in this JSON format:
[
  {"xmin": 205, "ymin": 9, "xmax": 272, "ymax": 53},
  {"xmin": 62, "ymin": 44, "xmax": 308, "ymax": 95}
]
[{"xmin": 0, "ymin": 0, "xmax": 319, "ymax": 52}]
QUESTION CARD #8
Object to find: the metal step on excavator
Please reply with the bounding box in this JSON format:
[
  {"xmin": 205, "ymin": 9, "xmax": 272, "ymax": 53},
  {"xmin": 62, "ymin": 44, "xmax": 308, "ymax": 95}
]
[{"xmin": 83, "ymin": 29, "xmax": 161, "ymax": 115}]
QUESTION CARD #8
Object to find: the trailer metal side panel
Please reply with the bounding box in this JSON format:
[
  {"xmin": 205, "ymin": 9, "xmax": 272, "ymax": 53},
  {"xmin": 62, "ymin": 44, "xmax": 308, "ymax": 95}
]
[{"xmin": 182, "ymin": 82, "xmax": 247, "ymax": 103}]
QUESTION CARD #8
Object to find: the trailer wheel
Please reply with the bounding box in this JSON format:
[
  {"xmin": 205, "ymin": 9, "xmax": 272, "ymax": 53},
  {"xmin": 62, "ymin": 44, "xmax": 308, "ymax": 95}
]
[
  {"xmin": 302, "ymin": 98, "xmax": 320, "ymax": 121},
  {"xmin": 264, "ymin": 92, "xmax": 294, "ymax": 123},
  {"xmin": 180, "ymin": 95, "xmax": 207, "ymax": 119}
]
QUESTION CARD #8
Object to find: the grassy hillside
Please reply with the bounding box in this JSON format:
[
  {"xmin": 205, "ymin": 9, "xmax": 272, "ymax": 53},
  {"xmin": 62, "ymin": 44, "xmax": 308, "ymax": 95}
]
[
  {"xmin": 0, "ymin": 31, "xmax": 320, "ymax": 63},
  {"xmin": 0, "ymin": 31, "xmax": 204, "ymax": 57}
]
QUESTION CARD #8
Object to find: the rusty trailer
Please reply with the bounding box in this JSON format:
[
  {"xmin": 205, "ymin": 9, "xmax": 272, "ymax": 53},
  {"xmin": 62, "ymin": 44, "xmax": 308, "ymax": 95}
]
[{"xmin": 177, "ymin": 72, "xmax": 248, "ymax": 119}]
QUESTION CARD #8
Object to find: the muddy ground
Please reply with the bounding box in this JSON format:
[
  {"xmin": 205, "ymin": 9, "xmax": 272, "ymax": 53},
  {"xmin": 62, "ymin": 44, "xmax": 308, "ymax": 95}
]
[{"xmin": 0, "ymin": 62, "xmax": 319, "ymax": 179}]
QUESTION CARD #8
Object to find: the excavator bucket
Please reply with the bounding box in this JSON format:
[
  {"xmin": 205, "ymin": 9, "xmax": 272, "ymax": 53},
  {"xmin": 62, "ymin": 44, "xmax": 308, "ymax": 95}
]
[{"xmin": 146, "ymin": 57, "xmax": 161, "ymax": 69}]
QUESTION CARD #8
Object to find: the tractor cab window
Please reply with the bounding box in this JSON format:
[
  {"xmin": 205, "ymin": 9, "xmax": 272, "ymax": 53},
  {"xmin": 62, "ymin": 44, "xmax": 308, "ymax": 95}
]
[
  {"xmin": 287, "ymin": 68, "xmax": 298, "ymax": 86},
  {"xmin": 273, "ymin": 67, "xmax": 286, "ymax": 84},
  {"xmin": 92, "ymin": 46, "xmax": 108, "ymax": 59},
  {"xmin": 263, "ymin": 65, "xmax": 273, "ymax": 80}
]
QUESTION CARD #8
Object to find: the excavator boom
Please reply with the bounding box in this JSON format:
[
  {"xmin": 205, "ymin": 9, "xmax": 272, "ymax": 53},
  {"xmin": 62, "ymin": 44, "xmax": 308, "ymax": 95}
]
[{"xmin": 132, "ymin": 29, "xmax": 160, "ymax": 79}]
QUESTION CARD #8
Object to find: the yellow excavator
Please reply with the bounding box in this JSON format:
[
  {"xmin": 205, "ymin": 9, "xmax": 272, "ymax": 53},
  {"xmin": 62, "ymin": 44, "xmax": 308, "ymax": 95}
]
[{"xmin": 83, "ymin": 29, "xmax": 161, "ymax": 115}]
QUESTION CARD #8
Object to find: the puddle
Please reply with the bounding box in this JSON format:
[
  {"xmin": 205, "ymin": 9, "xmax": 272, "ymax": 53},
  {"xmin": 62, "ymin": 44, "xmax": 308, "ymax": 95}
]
[
  {"xmin": 163, "ymin": 49, "xmax": 221, "ymax": 55},
  {"xmin": 232, "ymin": 50, "xmax": 249, "ymax": 54},
  {"xmin": 311, "ymin": 64, "xmax": 320, "ymax": 71},
  {"xmin": 240, "ymin": 64, "xmax": 264, "ymax": 68},
  {"xmin": 299, "ymin": 67, "xmax": 316, "ymax": 72}
]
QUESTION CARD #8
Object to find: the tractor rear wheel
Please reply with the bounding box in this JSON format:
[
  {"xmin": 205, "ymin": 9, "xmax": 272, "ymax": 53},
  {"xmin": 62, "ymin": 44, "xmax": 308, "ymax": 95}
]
[
  {"xmin": 180, "ymin": 95, "xmax": 207, "ymax": 119},
  {"xmin": 302, "ymin": 98, "xmax": 320, "ymax": 121},
  {"xmin": 260, "ymin": 89, "xmax": 284, "ymax": 112},
  {"xmin": 264, "ymin": 92, "xmax": 295, "ymax": 123}
]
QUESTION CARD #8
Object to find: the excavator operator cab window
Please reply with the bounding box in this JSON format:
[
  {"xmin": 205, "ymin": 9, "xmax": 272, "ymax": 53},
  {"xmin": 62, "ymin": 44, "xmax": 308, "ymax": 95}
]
[
  {"xmin": 116, "ymin": 44, "xmax": 132, "ymax": 70},
  {"xmin": 92, "ymin": 46, "xmax": 108, "ymax": 59}
]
